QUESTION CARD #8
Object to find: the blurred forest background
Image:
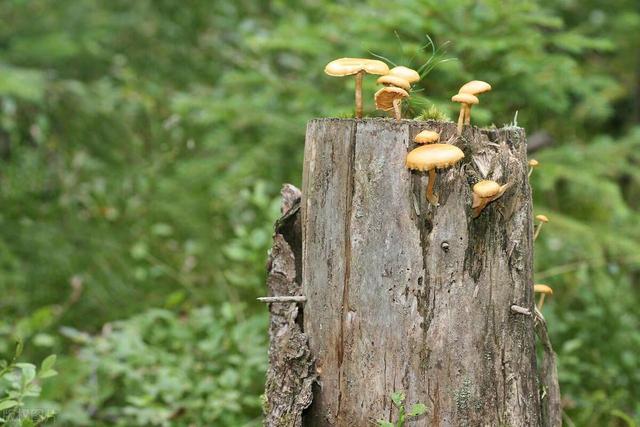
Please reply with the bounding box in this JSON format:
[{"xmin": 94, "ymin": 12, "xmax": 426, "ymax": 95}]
[{"xmin": 0, "ymin": 0, "xmax": 639, "ymax": 426}]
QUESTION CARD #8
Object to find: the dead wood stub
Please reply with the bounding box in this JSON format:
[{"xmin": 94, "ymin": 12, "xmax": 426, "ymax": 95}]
[{"xmin": 264, "ymin": 119, "xmax": 560, "ymax": 427}]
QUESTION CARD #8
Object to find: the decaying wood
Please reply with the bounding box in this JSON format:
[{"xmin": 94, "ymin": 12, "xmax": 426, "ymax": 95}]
[
  {"xmin": 264, "ymin": 184, "xmax": 316, "ymax": 427},
  {"xmin": 534, "ymin": 309, "xmax": 562, "ymax": 427},
  {"xmin": 298, "ymin": 118, "xmax": 556, "ymax": 426}
]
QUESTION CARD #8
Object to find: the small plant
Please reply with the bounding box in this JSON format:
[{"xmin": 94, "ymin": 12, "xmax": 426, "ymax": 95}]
[
  {"xmin": 415, "ymin": 104, "xmax": 450, "ymax": 122},
  {"xmin": 0, "ymin": 340, "xmax": 57, "ymax": 426},
  {"xmin": 377, "ymin": 391, "xmax": 427, "ymax": 427}
]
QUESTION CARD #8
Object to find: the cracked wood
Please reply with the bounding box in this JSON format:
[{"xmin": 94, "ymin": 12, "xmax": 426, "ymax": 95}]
[{"xmin": 300, "ymin": 118, "xmax": 556, "ymax": 426}]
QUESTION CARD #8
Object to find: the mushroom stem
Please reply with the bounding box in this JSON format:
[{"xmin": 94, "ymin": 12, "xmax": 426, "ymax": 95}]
[
  {"xmin": 464, "ymin": 104, "xmax": 472, "ymax": 125},
  {"xmin": 354, "ymin": 70, "xmax": 364, "ymax": 118},
  {"xmin": 426, "ymin": 169, "xmax": 439, "ymax": 205},
  {"xmin": 392, "ymin": 98, "xmax": 402, "ymax": 121},
  {"xmin": 528, "ymin": 167, "xmax": 533, "ymax": 178},
  {"xmin": 472, "ymin": 201, "xmax": 487, "ymax": 218},
  {"xmin": 538, "ymin": 294, "xmax": 547, "ymax": 310},
  {"xmin": 534, "ymin": 222, "xmax": 544, "ymax": 241},
  {"xmin": 457, "ymin": 105, "xmax": 465, "ymax": 135}
]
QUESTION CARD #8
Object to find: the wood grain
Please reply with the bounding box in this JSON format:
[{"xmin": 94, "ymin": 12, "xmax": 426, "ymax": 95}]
[{"xmin": 300, "ymin": 118, "xmax": 551, "ymax": 426}]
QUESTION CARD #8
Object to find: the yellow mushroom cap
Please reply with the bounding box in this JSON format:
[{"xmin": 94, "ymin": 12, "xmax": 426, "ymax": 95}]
[
  {"xmin": 451, "ymin": 93, "xmax": 479, "ymax": 105},
  {"xmin": 374, "ymin": 86, "xmax": 409, "ymax": 111},
  {"xmin": 376, "ymin": 75, "xmax": 411, "ymax": 90},
  {"xmin": 324, "ymin": 58, "xmax": 390, "ymax": 77},
  {"xmin": 528, "ymin": 159, "xmax": 539, "ymax": 167},
  {"xmin": 406, "ymin": 144, "xmax": 465, "ymax": 172},
  {"xmin": 459, "ymin": 80, "xmax": 492, "ymax": 95},
  {"xmin": 389, "ymin": 66, "xmax": 420, "ymax": 83},
  {"xmin": 414, "ymin": 130, "xmax": 440, "ymax": 144},
  {"xmin": 536, "ymin": 214, "xmax": 549, "ymax": 223},
  {"xmin": 534, "ymin": 284, "xmax": 553, "ymax": 295},
  {"xmin": 473, "ymin": 180, "xmax": 501, "ymax": 198}
]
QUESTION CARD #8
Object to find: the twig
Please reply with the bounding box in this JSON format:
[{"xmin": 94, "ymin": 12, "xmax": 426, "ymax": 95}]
[
  {"xmin": 510, "ymin": 305, "xmax": 531, "ymax": 316},
  {"xmin": 257, "ymin": 296, "xmax": 307, "ymax": 303}
]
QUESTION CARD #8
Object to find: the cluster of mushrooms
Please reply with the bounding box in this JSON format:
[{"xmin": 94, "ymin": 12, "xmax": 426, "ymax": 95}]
[
  {"xmin": 324, "ymin": 58, "xmax": 419, "ymax": 120},
  {"xmin": 325, "ymin": 57, "xmax": 555, "ymax": 310},
  {"xmin": 324, "ymin": 57, "xmax": 507, "ymax": 211},
  {"xmin": 324, "ymin": 57, "xmax": 492, "ymax": 136}
]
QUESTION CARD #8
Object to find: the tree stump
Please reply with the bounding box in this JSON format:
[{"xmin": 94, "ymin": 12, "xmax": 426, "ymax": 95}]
[{"xmin": 263, "ymin": 118, "xmax": 560, "ymax": 427}]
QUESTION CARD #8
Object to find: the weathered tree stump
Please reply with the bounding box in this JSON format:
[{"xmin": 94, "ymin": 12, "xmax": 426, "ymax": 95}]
[{"xmin": 263, "ymin": 118, "xmax": 560, "ymax": 426}]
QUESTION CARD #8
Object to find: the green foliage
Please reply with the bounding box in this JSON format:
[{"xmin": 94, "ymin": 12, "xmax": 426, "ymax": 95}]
[
  {"xmin": 0, "ymin": 340, "xmax": 56, "ymax": 425},
  {"xmin": 0, "ymin": 0, "xmax": 639, "ymax": 425},
  {"xmin": 377, "ymin": 391, "xmax": 427, "ymax": 427},
  {"xmin": 49, "ymin": 305, "xmax": 266, "ymax": 426},
  {"xmin": 532, "ymin": 128, "xmax": 640, "ymax": 425},
  {"xmin": 414, "ymin": 104, "xmax": 451, "ymax": 122}
]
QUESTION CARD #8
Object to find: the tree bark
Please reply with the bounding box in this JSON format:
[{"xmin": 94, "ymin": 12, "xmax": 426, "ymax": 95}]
[
  {"xmin": 264, "ymin": 184, "xmax": 316, "ymax": 427},
  {"xmin": 298, "ymin": 118, "xmax": 553, "ymax": 426}
]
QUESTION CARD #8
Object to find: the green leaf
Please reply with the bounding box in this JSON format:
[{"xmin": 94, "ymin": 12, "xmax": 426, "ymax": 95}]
[
  {"xmin": 0, "ymin": 400, "xmax": 18, "ymax": 411},
  {"xmin": 390, "ymin": 391, "xmax": 405, "ymax": 407},
  {"xmin": 0, "ymin": 66, "xmax": 46, "ymax": 102},
  {"xmin": 407, "ymin": 403, "xmax": 427, "ymax": 417},
  {"xmin": 38, "ymin": 369, "xmax": 58, "ymax": 379},
  {"xmin": 15, "ymin": 339, "xmax": 24, "ymax": 358},
  {"xmin": 40, "ymin": 354, "xmax": 56, "ymax": 373},
  {"xmin": 15, "ymin": 363, "xmax": 36, "ymax": 383}
]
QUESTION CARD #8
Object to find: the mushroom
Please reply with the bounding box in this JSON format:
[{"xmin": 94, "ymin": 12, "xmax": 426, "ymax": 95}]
[
  {"xmin": 534, "ymin": 284, "xmax": 553, "ymax": 310},
  {"xmin": 375, "ymin": 87, "xmax": 409, "ymax": 120},
  {"xmin": 451, "ymin": 93, "xmax": 479, "ymax": 135},
  {"xmin": 406, "ymin": 143, "xmax": 465, "ymax": 205},
  {"xmin": 376, "ymin": 74, "xmax": 411, "ymax": 91},
  {"xmin": 458, "ymin": 80, "xmax": 492, "ymax": 125},
  {"xmin": 534, "ymin": 214, "xmax": 549, "ymax": 241},
  {"xmin": 389, "ymin": 66, "xmax": 420, "ymax": 84},
  {"xmin": 528, "ymin": 159, "xmax": 539, "ymax": 177},
  {"xmin": 471, "ymin": 180, "xmax": 511, "ymax": 218},
  {"xmin": 414, "ymin": 130, "xmax": 440, "ymax": 144},
  {"xmin": 324, "ymin": 58, "xmax": 390, "ymax": 118}
]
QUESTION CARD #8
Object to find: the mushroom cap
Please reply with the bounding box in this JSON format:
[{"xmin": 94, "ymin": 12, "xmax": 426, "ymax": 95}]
[
  {"xmin": 536, "ymin": 214, "xmax": 549, "ymax": 223},
  {"xmin": 389, "ymin": 66, "xmax": 420, "ymax": 83},
  {"xmin": 414, "ymin": 130, "xmax": 440, "ymax": 144},
  {"xmin": 377, "ymin": 75, "xmax": 411, "ymax": 90},
  {"xmin": 406, "ymin": 144, "xmax": 465, "ymax": 172},
  {"xmin": 473, "ymin": 180, "xmax": 501, "ymax": 198},
  {"xmin": 324, "ymin": 58, "xmax": 390, "ymax": 77},
  {"xmin": 528, "ymin": 159, "xmax": 539, "ymax": 167},
  {"xmin": 459, "ymin": 80, "xmax": 492, "ymax": 95},
  {"xmin": 374, "ymin": 87, "xmax": 409, "ymax": 111},
  {"xmin": 534, "ymin": 284, "xmax": 553, "ymax": 295},
  {"xmin": 451, "ymin": 93, "xmax": 479, "ymax": 105}
]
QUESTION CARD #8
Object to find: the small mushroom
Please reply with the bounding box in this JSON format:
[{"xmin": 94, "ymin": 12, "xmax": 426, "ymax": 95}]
[
  {"xmin": 375, "ymin": 87, "xmax": 409, "ymax": 120},
  {"xmin": 324, "ymin": 58, "xmax": 390, "ymax": 118},
  {"xmin": 414, "ymin": 130, "xmax": 440, "ymax": 144},
  {"xmin": 458, "ymin": 80, "xmax": 492, "ymax": 125},
  {"xmin": 471, "ymin": 180, "xmax": 511, "ymax": 217},
  {"xmin": 406, "ymin": 144, "xmax": 465, "ymax": 205},
  {"xmin": 388, "ymin": 66, "xmax": 420, "ymax": 84},
  {"xmin": 534, "ymin": 284, "xmax": 553, "ymax": 310},
  {"xmin": 377, "ymin": 75, "xmax": 411, "ymax": 91},
  {"xmin": 534, "ymin": 214, "xmax": 549, "ymax": 241},
  {"xmin": 528, "ymin": 159, "xmax": 539, "ymax": 177},
  {"xmin": 451, "ymin": 93, "xmax": 479, "ymax": 135}
]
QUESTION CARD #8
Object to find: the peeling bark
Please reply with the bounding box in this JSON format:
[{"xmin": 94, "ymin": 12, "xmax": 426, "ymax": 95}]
[
  {"xmin": 534, "ymin": 309, "xmax": 562, "ymax": 427},
  {"xmin": 264, "ymin": 184, "xmax": 316, "ymax": 427},
  {"xmin": 298, "ymin": 118, "xmax": 557, "ymax": 426}
]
